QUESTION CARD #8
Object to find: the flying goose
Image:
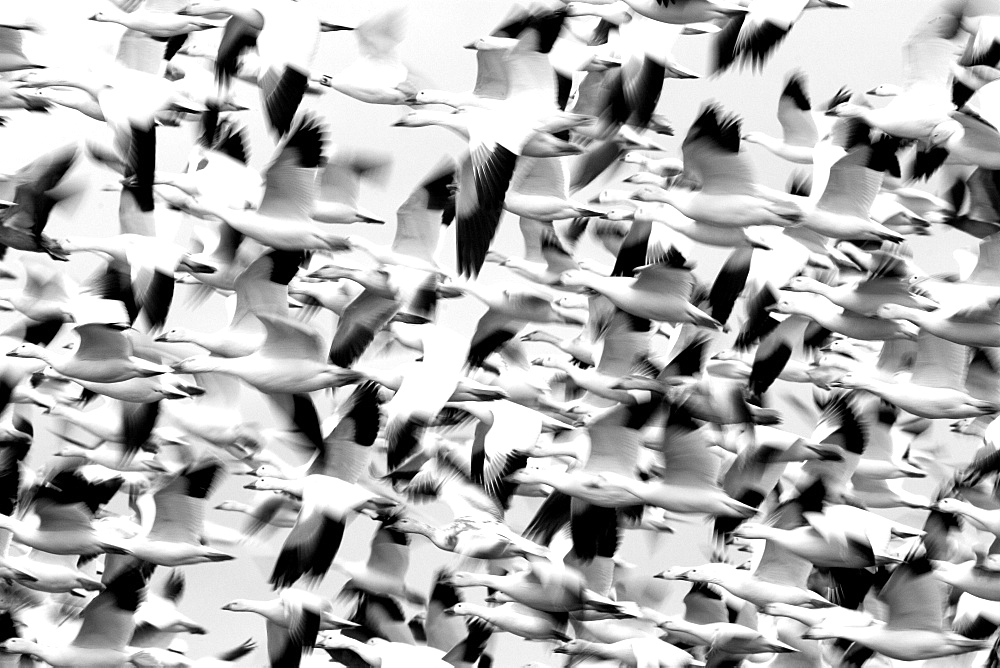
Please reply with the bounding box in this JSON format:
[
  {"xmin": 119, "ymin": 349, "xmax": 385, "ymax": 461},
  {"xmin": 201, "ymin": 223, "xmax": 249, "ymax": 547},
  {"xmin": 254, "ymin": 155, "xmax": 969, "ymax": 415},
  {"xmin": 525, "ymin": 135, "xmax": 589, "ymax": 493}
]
[
  {"xmin": 179, "ymin": 0, "xmax": 320, "ymax": 137},
  {"xmin": 653, "ymin": 104, "xmax": 805, "ymax": 229},
  {"xmin": 7, "ymin": 323, "xmax": 172, "ymax": 383},
  {"xmin": 802, "ymin": 557, "xmax": 992, "ymax": 661},
  {"xmin": 0, "ymin": 561, "xmax": 149, "ymax": 667}
]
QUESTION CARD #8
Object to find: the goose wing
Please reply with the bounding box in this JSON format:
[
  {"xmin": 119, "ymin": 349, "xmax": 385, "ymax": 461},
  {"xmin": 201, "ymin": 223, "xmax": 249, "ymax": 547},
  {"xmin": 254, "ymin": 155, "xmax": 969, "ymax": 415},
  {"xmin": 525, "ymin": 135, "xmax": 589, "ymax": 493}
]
[
  {"xmin": 472, "ymin": 47, "xmax": 510, "ymax": 100},
  {"xmin": 0, "ymin": 27, "xmax": 40, "ymax": 72},
  {"xmin": 72, "ymin": 323, "xmax": 132, "ymax": 361},
  {"xmin": 967, "ymin": 232, "xmax": 1000, "ymax": 286},
  {"xmin": 509, "ymin": 155, "xmax": 568, "ymax": 199},
  {"xmin": 392, "ymin": 158, "xmax": 456, "ymax": 264},
  {"xmin": 682, "ymin": 104, "xmax": 756, "ymax": 196},
  {"xmin": 71, "ymin": 562, "xmax": 148, "ymax": 651},
  {"xmin": 901, "ymin": 10, "xmax": 957, "ymax": 103},
  {"xmin": 232, "ymin": 249, "xmax": 302, "ymax": 324},
  {"xmin": 879, "ymin": 557, "xmax": 946, "ymax": 631},
  {"xmin": 318, "ymin": 148, "xmax": 391, "ymax": 211},
  {"xmin": 256, "ymin": 113, "xmax": 325, "ymax": 220},
  {"xmin": 257, "ymin": 313, "xmax": 325, "ymax": 361},
  {"xmin": 455, "ymin": 142, "xmax": 519, "ymax": 277},
  {"xmin": 366, "ymin": 521, "xmax": 411, "ymax": 577},
  {"xmin": 908, "ymin": 331, "xmax": 970, "ymax": 391},
  {"xmin": 270, "ymin": 498, "xmax": 345, "ymax": 589},
  {"xmin": 777, "ymin": 72, "xmax": 819, "ymax": 147},
  {"xmin": 816, "ymin": 145, "xmax": 884, "ymax": 219}
]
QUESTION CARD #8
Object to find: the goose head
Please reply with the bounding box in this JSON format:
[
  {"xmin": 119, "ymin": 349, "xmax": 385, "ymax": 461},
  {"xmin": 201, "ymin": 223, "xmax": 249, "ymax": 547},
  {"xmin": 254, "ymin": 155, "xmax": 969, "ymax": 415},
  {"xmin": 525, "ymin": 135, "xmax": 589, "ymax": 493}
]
[
  {"xmin": 929, "ymin": 119, "xmax": 964, "ymax": 147},
  {"xmin": 54, "ymin": 445, "xmax": 89, "ymax": 459},
  {"xmin": 653, "ymin": 566, "xmax": 692, "ymax": 581},
  {"xmin": 504, "ymin": 468, "xmax": 547, "ymax": 485},
  {"xmin": 553, "ymin": 639, "xmax": 598, "ymax": 656},
  {"xmin": 392, "ymin": 110, "xmax": 439, "ymax": 128},
  {"xmin": 443, "ymin": 603, "xmax": 471, "ymax": 616},
  {"xmin": 171, "ymin": 356, "xmax": 221, "ymax": 374},
  {"xmin": 782, "ymin": 276, "xmax": 824, "ymax": 294},
  {"xmin": 740, "ymin": 130, "xmax": 770, "ymax": 145},
  {"xmin": 0, "ymin": 639, "xmax": 37, "ymax": 656},
  {"xmin": 178, "ymin": 2, "xmax": 230, "ymax": 17},
  {"xmin": 88, "ymin": 12, "xmax": 110, "ymax": 22},
  {"xmin": 382, "ymin": 516, "xmax": 429, "ymax": 535},
  {"xmin": 931, "ymin": 497, "xmax": 966, "ymax": 514},
  {"xmin": 154, "ymin": 328, "xmax": 191, "ymax": 344},
  {"xmin": 6, "ymin": 343, "xmax": 44, "ymax": 360},
  {"xmin": 413, "ymin": 89, "xmax": 450, "ymax": 106},
  {"xmin": 214, "ymin": 500, "xmax": 246, "ymax": 512},
  {"xmin": 221, "ymin": 599, "xmax": 255, "ymax": 612},
  {"xmin": 827, "ymin": 372, "xmax": 866, "ymax": 390},
  {"xmin": 243, "ymin": 477, "xmax": 290, "ymax": 493},
  {"xmin": 442, "ymin": 571, "xmax": 484, "ymax": 588},
  {"xmin": 800, "ymin": 625, "xmax": 840, "ymax": 641},
  {"xmin": 557, "ymin": 270, "xmax": 594, "ymax": 289},
  {"xmin": 865, "ymin": 83, "xmax": 902, "ymax": 97},
  {"xmin": 629, "ymin": 186, "xmax": 665, "ymax": 202},
  {"xmin": 766, "ymin": 298, "xmax": 803, "ymax": 316}
]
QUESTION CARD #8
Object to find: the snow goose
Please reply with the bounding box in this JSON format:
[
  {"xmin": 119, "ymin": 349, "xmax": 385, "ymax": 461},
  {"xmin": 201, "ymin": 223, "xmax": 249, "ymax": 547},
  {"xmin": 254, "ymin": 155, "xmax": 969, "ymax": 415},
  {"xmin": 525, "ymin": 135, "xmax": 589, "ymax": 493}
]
[
  {"xmin": 621, "ymin": 201, "xmax": 773, "ymax": 250},
  {"xmin": 445, "ymin": 602, "xmax": 570, "ymax": 642},
  {"xmin": 877, "ymin": 297, "xmax": 1000, "ymax": 347},
  {"xmin": 594, "ymin": 0, "xmax": 748, "ymax": 25},
  {"xmin": 657, "ymin": 560, "xmax": 833, "ymax": 609},
  {"xmin": 713, "ymin": 0, "xmax": 852, "ymax": 74},
  {"xmin": 655, "ymin": 616, "xmax": 797, "ymax": 657},
  {"xmin": 191, "ymin": 114, "xmax": 358, "ymax": 252},
  {"xmin": 450, "ymin": 31, "xmax": 581, "ymax": 277},
  {"xmin": 172, "ymin": 313, "xmax": 364, "ymax": 394},
  {"xmin": 310, "ymin": 148, "xmax": 391, "ymax": 225},
  {"xmin": 317, "ymin": 633, "xmax": 456, "ymax": 668},
  {"xmin": 784, "ymin": 246, "xmax": 935, "ymax": 316},
  {"xmin": 221, "ymin": 589, "xmax": 356, "ymax": 667},
  {"xmin": 928, "ymin": 550, "xmax": 1000, "ymax": 602},
  {"xmin": 504, "ymin": 156, "xmax": 604, "ymax": 222},
  {"xmin": 0, "ymin": 142, "xmax": 78, "ymax": 261},
  {"xmin": 155, "ymin": 249, "xmax": 298, "ymax": 358},
  {"xmin": 108, "ymin": 459, "xmax": 234, "ymax": 566},
  {"xmin": 445, "ymin": 560, "xmax": 632, "ymax": 616},
  {"xmin": 794, "ymin": 141, "xmax": 906, "ymax": 243},
  {"xmin": 332, "ymin": 520, "xmax": 425, "ymax": 612},
  {"xmin": 827, "ymin": 7, "xmax": 956, "ymax": 144},
  {"xmin": 245, "ymin": 473, "xmax": 397, "ymax": 588},
  {"xmin": 7, "ymin": 323, "xmax": 172, "ymax": 383},
  {"xmin": 179, "ymin": 0, "xmax": 320, "ymax": 137},
  {"xmin": 654, "ymin": 104, "xmax": 804, "ymax": 229},
  {"xmin": 392, "ymin": 448, "xmax": 548, "ymax": 560},
  {"xmin": 740, "ymin": 72, "xmax": 822, "ymax": 163},
  {"xmin": 88, "ymin": 8, "xmax": 221, "ymax": 38},
  {"xmin": 553, "ymin": 637, "xmax": 698, "ymax": 668},
  {"xmin": 831, "ymin": 331, "xmax": 999, "ymax": 419},
  {"xmin": 0, "ymin": 561, "xmax": 148, "ymax": 667},
  {"xmin": 130, "ymin": 570, "xmax": 207, "ymax": 648},
  {"xmin": 372, "ymin": 322, "xmax": 468, "ymax": 473},
  {"xmin": 586, "ymin": 402, "xmax": 757, "ymax": 519},
  {"xmin": 325, "ymin": 8, "xmax": 417, "ymax": 105},
  {"xmin": 559, "ymin": 253, "xmax": 719, "ymax": 327},
  {"xmin": 769, "ymin": 293, "xmax": 917, "ymax": 341},
  {"xmin": 802, "ymin": 556, "xmax": 991, "ymax": 661}
]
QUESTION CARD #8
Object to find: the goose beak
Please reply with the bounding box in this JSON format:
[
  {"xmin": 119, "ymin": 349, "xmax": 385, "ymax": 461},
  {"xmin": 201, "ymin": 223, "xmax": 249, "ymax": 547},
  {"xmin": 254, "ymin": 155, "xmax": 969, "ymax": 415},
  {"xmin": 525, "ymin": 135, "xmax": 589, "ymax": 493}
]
[
  {"xmin": 442, "ymin": 606, "xmax": 458, "ymax": 616},
  {"xmin": 206, "ymin": 552, "xmax": 235, "ymax": 562}
]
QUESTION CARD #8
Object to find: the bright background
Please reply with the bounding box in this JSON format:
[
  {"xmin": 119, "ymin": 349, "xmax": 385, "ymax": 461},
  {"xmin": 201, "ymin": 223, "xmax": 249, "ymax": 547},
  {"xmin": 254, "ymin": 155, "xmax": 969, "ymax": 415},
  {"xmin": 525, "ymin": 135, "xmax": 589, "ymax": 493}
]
[{"xmin": 2, "ymin": 1, "xmax": 986, "ymax": 665}]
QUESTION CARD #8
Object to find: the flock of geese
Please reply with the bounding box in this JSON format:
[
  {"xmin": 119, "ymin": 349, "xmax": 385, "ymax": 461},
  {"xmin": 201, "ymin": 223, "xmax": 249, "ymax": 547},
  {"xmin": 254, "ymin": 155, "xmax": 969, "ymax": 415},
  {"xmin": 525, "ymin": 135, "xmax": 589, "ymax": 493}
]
[{"xmin": 9, "ymin": 0, "xmax": 1000, "ymax": 666}]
